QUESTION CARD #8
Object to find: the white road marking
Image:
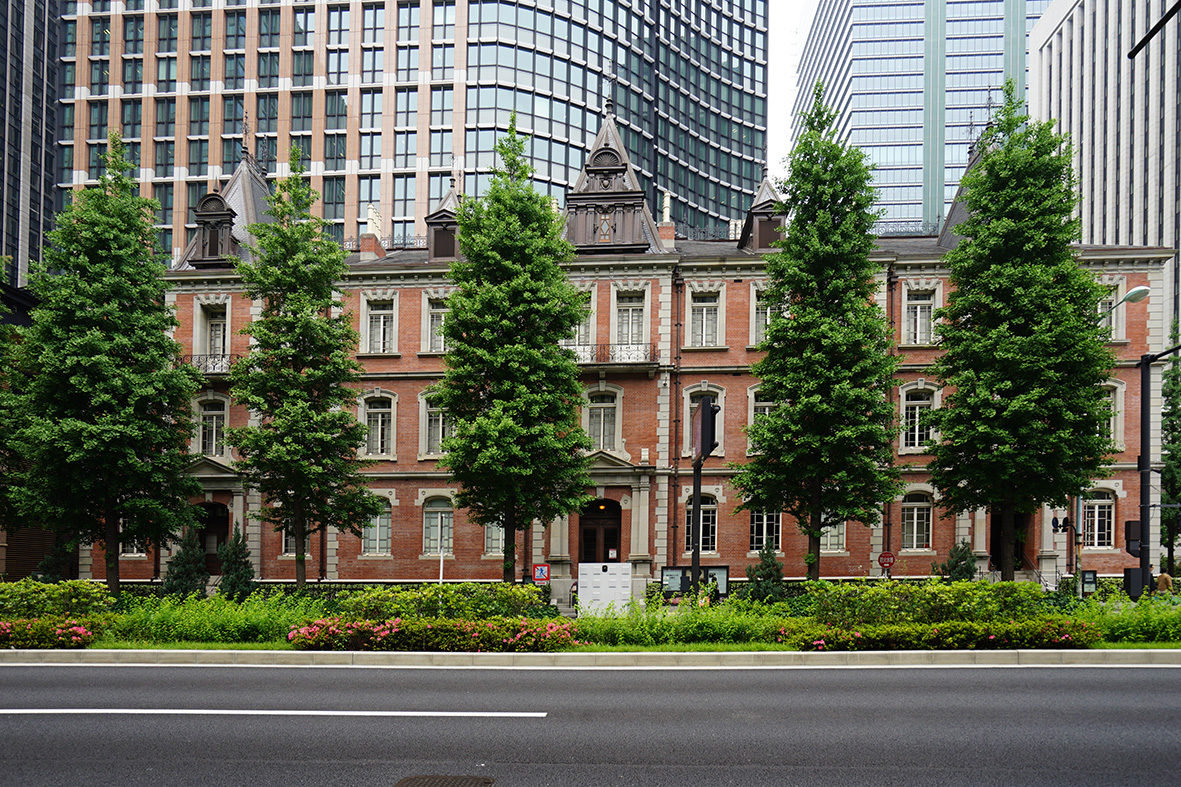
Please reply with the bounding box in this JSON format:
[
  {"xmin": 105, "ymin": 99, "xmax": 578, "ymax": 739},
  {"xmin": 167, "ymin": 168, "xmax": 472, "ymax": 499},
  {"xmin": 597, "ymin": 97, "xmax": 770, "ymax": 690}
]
[{"xmin": 0, "ymin": 709, "xmax": 547, "ymax": 717}]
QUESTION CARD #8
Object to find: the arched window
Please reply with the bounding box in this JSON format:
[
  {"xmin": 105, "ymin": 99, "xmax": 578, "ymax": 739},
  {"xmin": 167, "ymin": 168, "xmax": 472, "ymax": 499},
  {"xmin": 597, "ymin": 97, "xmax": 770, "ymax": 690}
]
[
  {"xmin": 685, "ymin": 494, "xmax": 718, "ymax": 553},
  {"xmin": 362, "ymin": 501, "xmax": 391, "ymax": 554},
  {"xmin": 423, "ymin": 497, "xmax": 453, "ymax": 555},
  {"xmin": 902, "ymin": 388, "xmax": 934, "ymax": 449},
  {"xmin": 1083, "ymin": 490, "xmax": 1114, "ymax": 548},
  {"xmin": 588, "ymin": 393, "xmax": 617, "ymax": 450},
  {"xmin": 199, "ymin": 398, "xmax": 225, "ymax": 456},
  {"xmin": 364, "ymin": 395, "xmax": 394, "ymax": 456},
  {"xmin": 901, "ymin": 493, "xmax": 932, "ymax": 550}
]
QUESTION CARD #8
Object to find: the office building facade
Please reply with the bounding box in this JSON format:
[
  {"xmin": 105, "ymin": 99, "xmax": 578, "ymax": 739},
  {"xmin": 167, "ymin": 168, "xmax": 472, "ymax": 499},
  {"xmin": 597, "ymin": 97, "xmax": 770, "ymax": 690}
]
[
  {"xmin": 1, "ymin": 0, "xmax": 58, "ymax": 288},
  {"xmin": 795, "ymin": 0, "xmax": 1051, "ymax": 230},
  {"xmin": 56, "ymin": 0, "xmax": 768, "ymax": 263},
  {"xmin": 1029, "ymin": 0, "xmax": 1180, "ymax": 318}
]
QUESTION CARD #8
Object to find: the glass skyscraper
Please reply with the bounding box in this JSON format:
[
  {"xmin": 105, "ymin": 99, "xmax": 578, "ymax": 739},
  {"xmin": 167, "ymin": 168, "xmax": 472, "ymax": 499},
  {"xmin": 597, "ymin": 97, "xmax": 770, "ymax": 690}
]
[
  {"xmin": 54, "ymin": 0, "xmax": 768, "ymax": 261},
  {"xmin": 795, "ymin": 0, "xmax": 1050, "ymax": 231}
]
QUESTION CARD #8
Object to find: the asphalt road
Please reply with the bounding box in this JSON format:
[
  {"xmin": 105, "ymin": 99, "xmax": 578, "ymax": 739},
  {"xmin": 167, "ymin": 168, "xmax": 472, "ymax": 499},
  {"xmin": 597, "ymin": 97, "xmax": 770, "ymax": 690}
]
[{"xmin": 1, "ymin": 664, "xmax": 1178, "ymax": 786}]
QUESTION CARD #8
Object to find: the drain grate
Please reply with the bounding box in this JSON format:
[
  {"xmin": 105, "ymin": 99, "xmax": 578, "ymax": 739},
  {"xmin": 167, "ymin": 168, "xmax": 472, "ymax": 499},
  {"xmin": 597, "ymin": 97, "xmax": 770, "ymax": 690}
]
[{"xmin": 394, "ymin": 777, "xmax": 493, "ymax": 787}]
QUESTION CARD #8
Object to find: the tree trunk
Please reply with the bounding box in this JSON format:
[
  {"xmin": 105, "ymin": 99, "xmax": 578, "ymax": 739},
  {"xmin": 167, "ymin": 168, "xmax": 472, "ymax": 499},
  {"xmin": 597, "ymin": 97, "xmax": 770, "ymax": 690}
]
[
  {"xmin": 293, "ymin": 507, "xmax": 307, "ymax": 588},
  {"xmin": 807, "ymin": 484, "xmax": 822, "ymax": 582},
  {"xmin": 522, "ymin": 522, "xmax": 533, "ymax": 584},
  {"xmin": 998, "ymin": 499, "xmax": 1016, "ymax": 582},
  {"xmin": 103, "ymin": 511, "xmax": 121, "ymax": 597},
  {"xmin": 502, "ymin": 507, "xmax": 516, "ymax": 584}
]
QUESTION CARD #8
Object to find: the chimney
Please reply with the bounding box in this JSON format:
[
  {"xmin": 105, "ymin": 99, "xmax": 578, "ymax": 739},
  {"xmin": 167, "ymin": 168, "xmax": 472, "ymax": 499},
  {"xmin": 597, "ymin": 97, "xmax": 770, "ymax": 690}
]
[{"xmin": 359, "ymin": 233, "xmax": 384, "ymax": 260}]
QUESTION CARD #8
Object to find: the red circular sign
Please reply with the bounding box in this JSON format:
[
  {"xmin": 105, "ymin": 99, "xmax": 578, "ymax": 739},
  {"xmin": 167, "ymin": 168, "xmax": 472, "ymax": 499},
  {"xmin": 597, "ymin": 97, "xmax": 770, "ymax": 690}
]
[{"xmin": 877, "ymin": 551, "xmax": 896, "ymax": 569}]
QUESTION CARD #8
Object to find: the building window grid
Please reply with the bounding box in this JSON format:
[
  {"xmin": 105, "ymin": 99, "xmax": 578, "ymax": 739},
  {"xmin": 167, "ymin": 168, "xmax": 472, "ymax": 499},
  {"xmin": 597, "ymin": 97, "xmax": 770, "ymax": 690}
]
[
  {"xmin": 685, "ymin": 496, "xmax": 718, "ymax": 553},
  {"xmin": 367, "ymin": 301, "xmax": 396, "ymax": 354},
  {"xmin": 423, "ymin": 498, "xmax": 454, "ymax": 555},
  {"xmin": 587, "ymin": 393, "xmax": 617, "ymax": 451},
  {"xmin": 749, "ymin": 511, "xmax": 779, "ymax": 552},
  {"xmin": 902, "ymin": 388, "xmax": 934, "ymax": 450},
  {"xmin": 199, "ymin": 398, "xmax": 225, "ymax": 456},
  {"xmin": 425, "ymin": 402, "xmax": 451, "ymax": 454},
  {"xmin": 901, "ymin": 493, "xmax": 932, "ymax": 551},
  {"xmin": 1084, "ymin": 491, "xmax": 1114, "ymax": 548},
  {"xmin": 690, "ymin": 291, "xmax": 720, "ymax": 346},
  {"xmin": 362, "ymin": 504, "xmax": 392, "ymax": 554},
  {"xmin": 364, "ymin": 396, "xmax": 394, "ymax": 455},
  {"xmin": 904, "ymin": 289, "xmax": 934, "ymax": 344}
]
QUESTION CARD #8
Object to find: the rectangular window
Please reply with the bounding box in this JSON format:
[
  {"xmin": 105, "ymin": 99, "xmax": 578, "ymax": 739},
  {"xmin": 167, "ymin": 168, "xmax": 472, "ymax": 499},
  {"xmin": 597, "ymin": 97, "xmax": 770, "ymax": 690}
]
[
  {"xmin": 191, "ymin": 12, "xmax": 211, "ymax": 50},
  {"xmin": 360, "ymin": 90, "xmax": 383, "ymax": 128},
  {"xmin": 90, "ymin": 17, "xmax": 110, "ymax": 55},
  {"xmin": 88, "ymin": 102, "xmax": 108, "ymax": 140},
  {"xmin": 292, "ymin": 7, "xmax": 315, "ymax": 46},
  {"xmin": 122, "ymin": 58, "xmax": 143, "ymax": 93},
  {"xmin": 368, "ymin": 301, "xmax": 396, "ymax": 353},
  {"xmin": 365, "ymin": 397, "xmax": 394, "ymax": 454},
  {"xmin": 188, "ymin": 138, "xmax": 208, "ymax": 176},
  {"xmin": 327, "ymin": 6, "xmax": 350, "ymax": 46},
  {"xmin": 155, "ymin": 183, "xmax": 173, "ymax": 224},
  {"xmin": 257, "ymin": 52, "xmax": 279, "ymax": 88},
  {"xmin": 282, "ymin": 530, "xmax": 310, "ymax": 556},
  {"xmin": 484, "ymin": 521, "xmax": 505, "ymax": 555},
  {"xmin": 428, "ymin": 298, "xmax": 448, "ymax": 352},
  {"xmin": 432, "ymin": 0, "xmax": 455, "ymax": 39},
  {"xmin": 121, "ymin": 100, "xmax": 141, "ymax": 138},
  {"xmin": 325, "ymin": 92, "xmax": 348, "ymax": 130},
  {"xmin": 63, "ymin": 20, "xmax": 77, "ymax": 57},
  {"xmin": 88, "ymin": 143, "xmax": 108, "ymax": 179},
  {"xmin": 904, "ymin": 290, "xmax": 934, "ymax": 344},
  {"xmin": 1084, "ymin": 493, "xmax": 1114, "ymax": 547},
  {"xmin": 224, "ymin": 54, "xmax": 245, "ymax": 90},
  {"xmin": 259, "ymin": 9, "xmax": 281, "ymax": 47},
  {"xmin": 587, "ymin": 393, "xmax": 616, "ymax": 450},
  {"xmin": 749, "ymin": 511, "xmax": 780, "ymax": 552},
  {"xmin": 394, "ymin": 88, "xmax": 418, "ymax": 126},
  {"xmin": 428, "ymin": 130, "xmax": 452, "ymax": 167},
  {"xmin": 397, "ymin": 2, "xmax": 420, "ymax": 41},
  {"xmin": 425, "ymin": 403, "xmax": 451, "ymax": 453},
  {"xmin": 391, "ymin": 175, "xmax": 414, "ymax": 216},
  {"xmin": 189, "ymin": 55, "xmax": 211, "ymax": 91},
  {"xmin": 256, "ymin": 95, "xmax": 278, "ymax": 133},
  {"xmin": 901, "ymin": 496, "xmax": 932, "ymax": 550},
  {"xmin": 690, "ymin": 292, "xmax": 719, "ymax": 346},
  {"xmin": 363, "ymin": 4, "xmax": 385, "ymax": 44},
  {"xmin": 753, "ymin": 291, "xmax": 771, "ymax": 344},
  {"xmin": 155, "ymin": 98, "xmax": 176, "ymax": 136},
  {"xmin": 395, "ymin": 46, "xmax": 419, "ymax": 81},
  {"xmin": 155, "ymin": 57, "xmax": 176, "ymax": 92},
  {"xmin": 323, "ymin": 176, "xmax": 345, "ymax": 220},
  {"xmin": 422, "ymin": 499, "xmax": 453, "ymax": 554},
  {"xmin": 819, "ymin": 522, "xmax": 845, "ymax": 552},
  {"xmin": 361, "ymin": 49, "xmax": 383, "ymax": 83},
  {"xmin": 430, "ymin": 86, "xmax": 452, "ymax": 125},
  {"xmin": 157, "ymin": 14, "xmax": 177, "ymax": 52},
  {"xmin": 292, "ymin": 51, "xmax": 315, "ymax": 87},
  {"xmin": 328, "ymin": 50, "xmax": 349, "ymax": 85},
  {"xmin": 324, "ymin": 135, "xmax": 347, "ymax": 171},
  {"xmin": 223, "ymin": 95, "xmax": 244, "ymax": 131},
  {"xmin": 362, "ymin": 505, "xmax": 392, "ymax": 554},
  {"xmin": 225, "ymin": 12, "xmax": 246, "ymax": 49},
  {"xmin": 392, "ymin": 131, "xmax": 416, "ymax": 168},
  {"xmin": 359, "ymin": 133, "xmax": 381, "ymax": 169},
  {"xmin": 432, "ymin": 44, "xmax": 454, "ymax": 80},
  {"xmin": 199, "ymin": 399, "xmax": 225, "ymax": 456},
  {"xmin": 617, "ymin": 293, "xmax": 644, "ymax": 345},
  {"xmin": 358, "ymin": 175, "xmax": 381, "ymax": 215},
  {"xmin": 685, "ymin": 497, "xmax": 718, "ymax": 552},
  {"xmin": 154, "ymin": 141, "xmax": 174, "ymax": 177},
  {"xmin": 189, "ymin": 97, "xmax": 210, "ymax": 135},
  {"xmin": 90, "ymin": 61, "xmax": 110, "ymax": 94},
  {"xmin": 291, "ymin": 93, "xmax": 314, "ymax": 132},
  {"xmin": 222, "ymin": 138, "xmax": 241, "ymax": 170},
  {"xmin": 123, "ymin": 16, "xmax": 144, "ymax": 54}
]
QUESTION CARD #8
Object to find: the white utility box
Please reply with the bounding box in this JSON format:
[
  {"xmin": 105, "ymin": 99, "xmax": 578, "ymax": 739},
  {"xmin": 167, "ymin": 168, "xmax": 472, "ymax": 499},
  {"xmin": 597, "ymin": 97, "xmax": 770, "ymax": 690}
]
[{"xmin": 576, "ymin": 563, "xmax": 632, "ymax": 614}]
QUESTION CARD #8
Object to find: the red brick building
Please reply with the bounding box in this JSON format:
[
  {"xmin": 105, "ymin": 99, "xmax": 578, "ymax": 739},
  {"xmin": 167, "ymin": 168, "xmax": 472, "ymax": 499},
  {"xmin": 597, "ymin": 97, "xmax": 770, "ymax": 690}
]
[{"xmin": 81, "ymin": 116, "xmax": 1174, "ymax": 602}]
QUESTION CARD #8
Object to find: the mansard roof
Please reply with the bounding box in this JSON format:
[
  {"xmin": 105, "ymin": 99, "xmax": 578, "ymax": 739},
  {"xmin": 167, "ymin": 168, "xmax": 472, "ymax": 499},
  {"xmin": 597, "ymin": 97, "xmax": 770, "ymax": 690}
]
[
  {"xmin": 737, "ymin": 173, "xmax": 784, "ymax": 254},
  {"xmin": 175, "ymin": 149, "xmax": 271, "ymax": 270}
]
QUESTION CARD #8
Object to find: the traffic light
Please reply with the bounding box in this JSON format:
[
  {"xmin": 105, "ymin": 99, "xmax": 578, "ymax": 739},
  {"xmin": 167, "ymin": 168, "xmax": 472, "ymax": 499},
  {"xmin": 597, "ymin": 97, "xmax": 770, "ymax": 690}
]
[{"xmin": 1125, "ymin": 520, "xmax": 1141, "ymax": 558}]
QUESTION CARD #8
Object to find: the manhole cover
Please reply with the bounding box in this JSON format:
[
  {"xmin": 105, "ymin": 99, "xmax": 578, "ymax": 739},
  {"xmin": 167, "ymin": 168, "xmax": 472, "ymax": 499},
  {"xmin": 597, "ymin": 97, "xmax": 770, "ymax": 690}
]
[{"xmin": 394, "ymin": 777, "xmax": 493, "ymax": 787}]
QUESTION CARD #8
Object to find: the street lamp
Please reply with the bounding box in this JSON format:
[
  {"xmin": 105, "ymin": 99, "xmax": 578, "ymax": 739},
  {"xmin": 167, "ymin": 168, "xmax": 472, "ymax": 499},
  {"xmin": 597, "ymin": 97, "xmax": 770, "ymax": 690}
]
[{"xmin": 1138, "ymin": 334, "xmax": 1181, "ymax": 599}]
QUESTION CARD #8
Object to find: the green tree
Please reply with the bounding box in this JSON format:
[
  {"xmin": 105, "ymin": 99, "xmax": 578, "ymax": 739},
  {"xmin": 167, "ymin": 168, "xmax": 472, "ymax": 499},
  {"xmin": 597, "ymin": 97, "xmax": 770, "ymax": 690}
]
[
  {"xmin": 742, "ymin": 540, "xmax": 787, "ymax": 603},
  {"xmin": 932, "ymin": 539, "xmax": 978, "ymax": 582},
  {"xmin": 732, "ymin": 83, "xmax": 901, "ymax": 581},
  {"xmin": 1160, "ymin": 320, "xmax": 1181, "ymax": 575},
  {"xmin": 163, "ymin": 527, "xmax": 210, "ymax": 597},
  {"xmin": 927, "ymin": 83, "xmax": 1114, "ymax": 581},
  {"xmin": 227, "ymin": 152, "xmax": 384, "ymax": 587},
  {"xmin": 217, "ymin": 524, "xmax": 256, "ymax": 602},
  {"xmin": 4, "ymin": 134, "xmax": 202, "ymax": 595},
  {"xmin": 431, "ymin": 117, "xmax": 592, "ymax": 583}
]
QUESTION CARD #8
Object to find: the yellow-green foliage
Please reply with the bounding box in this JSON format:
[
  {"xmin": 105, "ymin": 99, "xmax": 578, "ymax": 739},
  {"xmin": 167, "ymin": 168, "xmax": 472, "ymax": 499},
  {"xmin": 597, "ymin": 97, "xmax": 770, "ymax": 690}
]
[
  {"xmin": 1072, "ymin": 595, "xmax": 1181, "ymax": 642},
  {"xmin": 573, "ymin": 601, "xmax": 783, "ymax": 646},
  {"xmin": 808, "ymin": 579, "xmax": 1045, "ymax": 627},
  {"xmin": 778, "ymin": 617, "xmax": 1100, "ymax": 651},
  {"xmin": 107, "ymin": 593, "xmax": 327, "ymax": 643},
  {"xmin": 0, "ymin": 578, "xmax": 114, "ymax": 618},
  {"xmin": 336, "ymin": 582, "xmax": 553, "ymax": 620}
]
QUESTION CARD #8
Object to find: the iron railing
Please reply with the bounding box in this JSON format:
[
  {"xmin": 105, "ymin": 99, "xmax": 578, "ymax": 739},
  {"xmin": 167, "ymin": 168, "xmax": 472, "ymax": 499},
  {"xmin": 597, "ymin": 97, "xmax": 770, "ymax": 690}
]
[
  {"xmin": 561, "ymin": 343, "xmax": 659, "ymax": 364},
  {"xmin": 184, "ymin": 354, "xmax": 239, "ymax": 374}
]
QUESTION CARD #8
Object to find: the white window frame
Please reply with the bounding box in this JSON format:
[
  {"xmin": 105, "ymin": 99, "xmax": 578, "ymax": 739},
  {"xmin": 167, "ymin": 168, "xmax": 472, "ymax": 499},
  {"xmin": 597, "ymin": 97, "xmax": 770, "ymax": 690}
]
[
  {"xmin": 361, "ymin": 501, "xmax": 392, "ymax": 555},
  {"xmin": 746, "ymin": 384, "xmax": 775, "ymax": 455},
  {"xmin": 193, "ymin": 294, "xmax": 232, "ymax": 368},
  {"xmin": 750, "ymin": 282, "xmax": 772, "ymax": 347},
  {"xmin": 819, "ymin": 521, "xmax": 847, "ymax": 553},
  {"xmin": 685, "ymin": 281, "xmax": 726, "ymax": 349},
  {"xmin": 362, "ymin": 290, "xmax": 399, "ymax": 355},
  {"xmin": 119, "ymin": 519, "xmax": 147, "ymax": 556},
  {"xmin": 422, "ymin": 497, "xmax": 454, "ymax": 556},
  {"xmin": 582, "ymin": 382, "xmax": 628, "ymax": 459},
  {"xmin": 899, "ymin": 380, "xmax": 940, "ymax": 454},
  {"xmin": 421, "ymin": 289, "xmax": 452, "ymax": 353},
  {"xmin": 282, "ymin": 529, "xmax": 311, "ymax": 556},
  {"xmin": 192, "ymin": 391, "xmax": 230, "ymax": 457},
  {"xmin": 484, "ymin": 520, "xmax": 505, "ymax": 556},
  {"xmin": 1083, "ymin": 489, "xmax": 1115, "ymax": 548},
  {"xmin": 685, "ymin": 494, "xmax": 718, "ymax": 554},
  {"xmin": 610, "ymin": 282, "xmax": 650, "ymax": 347},
  {"xmin": 1097, "ymin": 275, "xmax": 1133, "ymax": 342},
  {"xmin": 901, "ymin": 279, "xmax": 942, "ymax": 346},
  {"xmin": 748, "ymin": 510, "xmax": 780, "ymax": 553},
  {"xmin": 418, "ymin": 392, "xmax": 453, "ymax": 459},
  {"xmin": 900, "ymin": 492, "xmax": 933, "ymax": 551},
  {"xmin": 560, "ymin": 283, "xmax": 596, "ymax": 362},
  {"xmin": 361, "ymin": 390, "xmax": 397, "ymax": 459},
  {"xmin": 682, "ymin": 382, "xmax": 726, "ymax": 458}
]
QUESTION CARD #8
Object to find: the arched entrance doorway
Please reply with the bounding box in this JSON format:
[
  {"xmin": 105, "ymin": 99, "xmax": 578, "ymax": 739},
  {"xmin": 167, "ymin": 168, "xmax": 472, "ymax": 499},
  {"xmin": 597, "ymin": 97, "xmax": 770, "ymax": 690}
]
[
  {"xmin": 195, "ymin": 502, "xmax": 230, "ymax": 575},
  {"xmin": 579, "ymin": 498, "xmax": 622, "ymax": 563}
]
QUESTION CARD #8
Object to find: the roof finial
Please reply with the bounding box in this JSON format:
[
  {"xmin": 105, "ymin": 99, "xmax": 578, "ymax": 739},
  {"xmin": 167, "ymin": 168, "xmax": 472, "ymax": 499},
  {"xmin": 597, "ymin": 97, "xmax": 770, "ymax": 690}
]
[{"xmin": 604, "ymin": 72, "xmax": 617, "ymax": 118}]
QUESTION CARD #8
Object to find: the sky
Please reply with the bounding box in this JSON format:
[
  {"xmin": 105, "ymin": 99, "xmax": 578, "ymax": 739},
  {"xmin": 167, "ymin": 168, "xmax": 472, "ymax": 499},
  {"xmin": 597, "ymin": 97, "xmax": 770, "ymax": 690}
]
[{"xmin": 766, "ymin": 0, "xmax": 822, "ymax": 179}]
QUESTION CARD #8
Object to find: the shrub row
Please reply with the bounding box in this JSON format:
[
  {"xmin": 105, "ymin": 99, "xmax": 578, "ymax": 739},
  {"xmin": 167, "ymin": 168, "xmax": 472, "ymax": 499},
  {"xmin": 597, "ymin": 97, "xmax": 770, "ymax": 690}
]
[
  {"xmin": 106, "ymin": 593, "xmax": 327, "ymax": 643},
  {"xmin": 336, "ymin": 582, "xmax": 556, "ymax": 620},
  {"xmin": 0, "ymin": 579, "xmax": 113, "ymax": 617},
  {"xmin": 1073, "ymin": 594, "xmax": 1181, "ymax": 643},
  {"xmin": 0, "ymin": 618, "xmax": 105, "ymax": 649},
  {"xmin": 808, "ymin": 579, "xmax": 1046, "ymax": 626},
  {"xmin": 776, "ymin": 617, "xmax": 1100, "ymax": 651},
  {"xmin": 572, "ymin": 604, "xmax": 784, "ymax": 645},
  {"xmin": 287, "ymin": 616, "xmax": 581, "ymax": 652}
]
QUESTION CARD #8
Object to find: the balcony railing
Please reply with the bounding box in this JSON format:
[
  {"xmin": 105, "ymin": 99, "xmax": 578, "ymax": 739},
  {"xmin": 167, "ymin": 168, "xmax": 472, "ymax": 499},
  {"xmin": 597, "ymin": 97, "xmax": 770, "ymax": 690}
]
[
  {"xmin": 184, "ymin": 354, "xmax": 239, "ymax": 374},
  {"xmin": 562, "ymin": 343, "xmax": 659, "ymax": 364}
]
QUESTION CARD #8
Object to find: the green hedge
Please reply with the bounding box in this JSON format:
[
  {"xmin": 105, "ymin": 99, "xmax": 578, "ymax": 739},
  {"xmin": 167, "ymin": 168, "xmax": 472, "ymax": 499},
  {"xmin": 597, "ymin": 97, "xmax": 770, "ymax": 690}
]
[
  {"xmin": 808, "ymin": 579, "xmax": 1045, "ymax": 626},
  {"xmin": 336, "ymin": 582, "xmax": 556, "ymax": 620},
  {"xmin": 573, "ymin": 603, "xmax": 784, "ymax": 645},
  {"xmin": 106, "ymin": 593, "xmax": 328, "ymax": 643},
  {"xmin": 0, "ymin": 617, "xmax": 105, "ymax": 649},
  {"xmin": 287, "ymin": 616, "xmax": 580, "ymax": 652},
  {"xmin": 1073, "ymin": 595, "xmax": 1181, "ymax": 643},
  {"xmin": 0, "ymin": 579, "xmax": 114, "ymax": 617},
  {"xmin": 777, "ymin": 616, "xmax": 1100, "ymax": 651}
]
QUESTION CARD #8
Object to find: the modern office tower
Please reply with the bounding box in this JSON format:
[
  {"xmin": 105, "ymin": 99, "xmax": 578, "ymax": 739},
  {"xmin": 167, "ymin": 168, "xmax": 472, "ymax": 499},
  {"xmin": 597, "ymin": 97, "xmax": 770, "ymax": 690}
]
[
  {"xmin": 1029, "ymin": 0, "xmax": 1180, "ymax": 317},
  {"xmin": 56, "ymin": 0, "xmax": 768, "ymax": 261},
  {"xmin": 1, "ymin": 0, "xmax": 58, "ymax": 287},
  {"xmin": 795, "ymin": 0, "xmax": 1051, "ymax": 231}
]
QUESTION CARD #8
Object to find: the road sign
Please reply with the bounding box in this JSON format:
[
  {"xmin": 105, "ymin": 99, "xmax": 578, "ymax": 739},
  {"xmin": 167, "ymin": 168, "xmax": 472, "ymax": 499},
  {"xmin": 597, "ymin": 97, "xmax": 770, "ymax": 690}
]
[
  {"xmin": 533, "ymin": 564, "xmax": 550, "ymax": 582},
  {"xmin": 877, "ymin": 551, "xmax": 896, "ymax": 569}
]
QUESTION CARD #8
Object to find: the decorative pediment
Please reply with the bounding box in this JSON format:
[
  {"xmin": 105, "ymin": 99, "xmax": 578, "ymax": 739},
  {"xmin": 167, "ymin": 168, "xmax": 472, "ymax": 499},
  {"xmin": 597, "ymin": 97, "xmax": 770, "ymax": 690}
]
[
  {"xmin": 188, "ymin": 456, "xmax": 239, "ymax": 478},
  {"xmin": 587, "ymin": 450, "xmax": 638, "ymax": 471}
]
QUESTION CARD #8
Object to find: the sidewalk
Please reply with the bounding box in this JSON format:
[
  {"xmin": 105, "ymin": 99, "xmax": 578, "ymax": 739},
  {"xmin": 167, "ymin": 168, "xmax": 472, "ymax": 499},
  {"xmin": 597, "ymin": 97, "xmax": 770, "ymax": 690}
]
[{"xmin": 2, "ymin": 648, "xmax": 1179, "ymax": 667}]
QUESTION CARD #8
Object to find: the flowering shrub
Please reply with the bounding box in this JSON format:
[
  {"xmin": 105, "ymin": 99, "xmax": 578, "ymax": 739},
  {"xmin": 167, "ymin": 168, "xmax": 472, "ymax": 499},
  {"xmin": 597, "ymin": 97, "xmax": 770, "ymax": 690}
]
[
  {"xmin": 777, "ymin": 616, "xmax": 1100, "ymax": 651},
  {"xmin": 288, "ymin": 617, "xmax": 582, "ymax": 652},
  {"xmin": 0, "ymin": 618, "xmax": 103, "ymax": 649},
  {"xmin": 0, "ymin": 579, "xmax": 114, "ymax": 618}
]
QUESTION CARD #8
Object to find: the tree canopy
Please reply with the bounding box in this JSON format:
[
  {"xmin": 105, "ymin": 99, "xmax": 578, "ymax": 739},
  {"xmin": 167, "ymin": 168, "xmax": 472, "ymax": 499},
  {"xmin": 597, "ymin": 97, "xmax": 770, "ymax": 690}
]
[
  {"xmin": 2, "ymin": 134, "xmax": 202, "ymax": 594},
  {"xmin": 732, "ymin": 83, "xmax": 901, "ymax": 581},
  {"xmin": 228, "ymin": 153, "xmax": 384, "ymax": 586},
  {"xmin": 926, "ymin": 82, "xmax": 1114, "ymax": 581},
  {"xmin": 431, "ymin": 116, "xmax": 592, "ymax": 583}
]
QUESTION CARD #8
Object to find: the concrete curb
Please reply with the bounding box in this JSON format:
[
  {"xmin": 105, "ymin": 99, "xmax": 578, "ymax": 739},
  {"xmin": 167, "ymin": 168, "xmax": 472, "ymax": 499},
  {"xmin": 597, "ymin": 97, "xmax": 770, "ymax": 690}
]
[{"xmin": 1, "ymin": 648, "xmax": 1179, "ymax": 667}]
